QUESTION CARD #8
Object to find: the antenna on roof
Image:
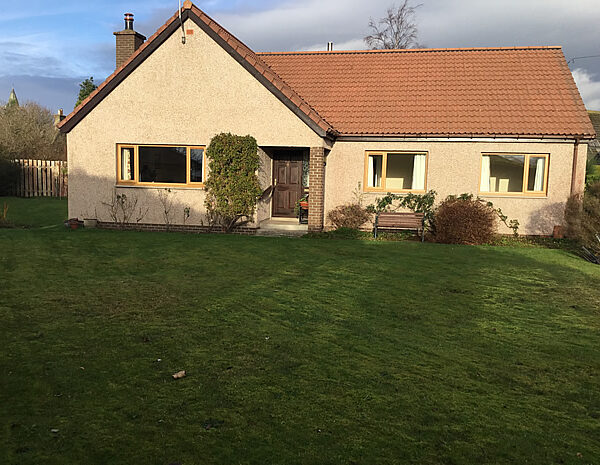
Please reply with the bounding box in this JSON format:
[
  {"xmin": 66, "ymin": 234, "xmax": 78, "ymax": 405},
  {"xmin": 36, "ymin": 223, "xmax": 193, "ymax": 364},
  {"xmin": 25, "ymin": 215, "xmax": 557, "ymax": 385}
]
[
  {"xmin": 179, "ymin": 0, "xmax": 186, "ymax": 44},
  {"xmin": 567, "ymin": 54, "xmax": 600, "ymax": 66}
]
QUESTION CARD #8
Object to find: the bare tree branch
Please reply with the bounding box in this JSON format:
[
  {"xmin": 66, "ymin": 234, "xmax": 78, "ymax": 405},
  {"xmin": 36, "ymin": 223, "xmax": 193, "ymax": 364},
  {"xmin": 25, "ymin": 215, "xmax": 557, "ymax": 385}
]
[{"xmin": 364, "ymin": 1, "xmax": 422, "ymax": 50}]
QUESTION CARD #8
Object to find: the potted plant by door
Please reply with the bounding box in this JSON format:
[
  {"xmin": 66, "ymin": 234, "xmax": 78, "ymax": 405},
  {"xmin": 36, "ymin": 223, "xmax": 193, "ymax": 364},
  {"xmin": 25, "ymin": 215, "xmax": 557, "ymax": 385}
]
[
  {"xmin": 294, "ymin": 194, "xmax": 309, "ymax": 224},
  {"xmin": 67, "ymin": 218, "xmax": 80, "ymax": 230}
]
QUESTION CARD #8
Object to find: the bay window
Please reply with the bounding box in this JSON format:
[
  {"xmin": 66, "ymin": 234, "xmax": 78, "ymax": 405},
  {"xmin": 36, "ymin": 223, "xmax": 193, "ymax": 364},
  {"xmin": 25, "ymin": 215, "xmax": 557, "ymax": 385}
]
[
  {"xmin": 480, "ymin": 153, "xmax": 548, "ymax": 195},
  {"xmin": 365, "ymin": 151, "xmax": 427, "ymax": 192},
  {"xmin": 116, "ymin": 144, "xmax": 205, "ymax": 186}
]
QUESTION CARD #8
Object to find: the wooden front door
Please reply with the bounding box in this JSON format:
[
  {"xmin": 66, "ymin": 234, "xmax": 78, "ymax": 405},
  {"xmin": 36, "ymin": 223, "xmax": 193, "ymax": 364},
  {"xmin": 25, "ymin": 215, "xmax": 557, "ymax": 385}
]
[{"xmin": 273, "ymin": 159, "xmax": 303, "ymax": 217}]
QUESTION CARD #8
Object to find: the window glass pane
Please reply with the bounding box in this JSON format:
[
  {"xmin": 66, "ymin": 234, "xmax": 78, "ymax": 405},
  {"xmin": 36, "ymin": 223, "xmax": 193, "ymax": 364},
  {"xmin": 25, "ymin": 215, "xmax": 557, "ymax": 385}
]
[
  {"xmin": 487, "ymin": 155, "xmax": 525, "ymax": 193},
  {"xmin": 527, "ymin": 156, "xmax": 546, "ymax": 192},
  {"xmin": 120, "ymin": 147, "xmax": 134, "ymax": 181},
  {"xmin": 190, "ymin": 148, "xmax": 204, "ymax": 183},
  {"xmin": 386, "ymin": 154, "xmax": 414, "ymax": 190},
  {"xmin": 367, "ymin": 154, "xmax": 383, "ymax": 188},
  {"xmin": 139, "ymin": 146, "xmax": 186, "ymax": 183}
]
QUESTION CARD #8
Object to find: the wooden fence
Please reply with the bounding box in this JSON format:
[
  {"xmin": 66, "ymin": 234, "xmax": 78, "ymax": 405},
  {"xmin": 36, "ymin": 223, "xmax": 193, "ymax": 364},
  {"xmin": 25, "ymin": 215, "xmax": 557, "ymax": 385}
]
[{"xmin": 14, "ymin": 159, "xmax": 68, "ymax": 198}]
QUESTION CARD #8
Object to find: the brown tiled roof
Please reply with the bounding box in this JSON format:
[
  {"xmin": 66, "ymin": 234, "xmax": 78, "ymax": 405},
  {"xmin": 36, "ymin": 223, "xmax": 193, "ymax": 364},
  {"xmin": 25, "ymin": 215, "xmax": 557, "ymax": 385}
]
[
  {"xmin": 58, "ymin": 2, "xmax": 335, "ymax": 137},
  {"xmin": 259, "ymin": 47, "xmax": 595, "ymax": 138},
  {"xmin": 59, "ymin": 2, "xmax": 593, "ymax": 141}
]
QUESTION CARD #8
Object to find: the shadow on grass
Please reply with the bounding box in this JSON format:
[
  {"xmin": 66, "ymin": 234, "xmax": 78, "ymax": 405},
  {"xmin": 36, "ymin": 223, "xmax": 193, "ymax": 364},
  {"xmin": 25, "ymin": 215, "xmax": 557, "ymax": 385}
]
[{"xmin": 1, "ymin": 204, "xmax": 599, "ymax": 464}]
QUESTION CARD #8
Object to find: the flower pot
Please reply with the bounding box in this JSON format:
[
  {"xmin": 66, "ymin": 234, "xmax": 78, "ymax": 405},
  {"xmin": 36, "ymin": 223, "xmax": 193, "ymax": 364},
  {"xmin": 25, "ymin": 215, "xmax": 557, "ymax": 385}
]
[
  {"xmin": 83, "ymin": 218, "xmax": 98, "ymax": 228},
  {"xmin": 68, "ymin": 218, "xmax": 79, "ymax": 230}
]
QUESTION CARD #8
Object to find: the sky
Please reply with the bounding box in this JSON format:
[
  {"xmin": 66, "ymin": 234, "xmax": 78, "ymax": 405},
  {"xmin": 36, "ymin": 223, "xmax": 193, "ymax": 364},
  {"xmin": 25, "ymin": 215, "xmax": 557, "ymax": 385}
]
[{"xmin": 1, "ymin": 0, "xmax": 599, "ymax": 113}]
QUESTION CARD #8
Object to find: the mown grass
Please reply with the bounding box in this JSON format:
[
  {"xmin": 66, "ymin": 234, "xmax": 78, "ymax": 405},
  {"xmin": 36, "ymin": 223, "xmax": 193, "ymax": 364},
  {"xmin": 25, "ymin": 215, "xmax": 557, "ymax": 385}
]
[
  {"xmin": 1, "ymin": 198, "xmax": 599, "ymax": 464},
  {"xmin": 1, "ymin": 196, "xmax": 67, "ymax": 228}
]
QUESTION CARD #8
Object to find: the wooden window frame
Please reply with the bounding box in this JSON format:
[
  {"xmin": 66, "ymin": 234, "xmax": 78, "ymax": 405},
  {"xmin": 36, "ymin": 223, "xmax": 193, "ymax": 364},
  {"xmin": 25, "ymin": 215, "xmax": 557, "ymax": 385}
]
[
  {"xmin": 116, "ymin": 144, "xmax": 206, "ymax": 188},
  {"xmin": 117, "ymin": 145, "xmax": 136, "ymax": 185},
  {"xmin": 479, "ymin": 152, "xmax": 549, "ymax": 197},
  {"xmin": 363, "ymin": 151, "xmax": 429, "ymax": 193}
]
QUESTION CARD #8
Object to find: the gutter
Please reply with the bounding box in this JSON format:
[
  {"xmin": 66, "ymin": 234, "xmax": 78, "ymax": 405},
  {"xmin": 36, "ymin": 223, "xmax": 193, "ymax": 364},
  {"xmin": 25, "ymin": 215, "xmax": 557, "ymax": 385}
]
[{"xmin": 570, "ymin": 138, "xmax": 581, "ymax": 196}]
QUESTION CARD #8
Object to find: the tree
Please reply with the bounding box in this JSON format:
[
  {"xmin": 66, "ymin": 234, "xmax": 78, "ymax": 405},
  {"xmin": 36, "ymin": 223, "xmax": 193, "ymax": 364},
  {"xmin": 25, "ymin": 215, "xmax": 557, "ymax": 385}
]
[
  {"xmin": 75, "ymin": 77, "xmax": 97, "ymax": 107},
  {"xmin": 0, "ymin": 102, "xmax": 66, "ymax": 161},
  {"xmin": 364, "ymin": 1, "xmax": 422, "ymax": 50},
  {"xmin": 204, "ymin": 133, "xmax": 262, "ymax": 232}
]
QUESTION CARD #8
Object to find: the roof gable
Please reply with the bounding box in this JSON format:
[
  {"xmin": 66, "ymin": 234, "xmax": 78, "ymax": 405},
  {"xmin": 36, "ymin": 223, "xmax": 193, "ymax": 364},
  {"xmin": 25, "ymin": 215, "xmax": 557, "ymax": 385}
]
[
  {"xmin": 260, "ymin": 47, "xmax": 595, "ymax": 139},
  {"xmin": 58, "ymin": 2, "xmax": 334, "ymax": 138}
]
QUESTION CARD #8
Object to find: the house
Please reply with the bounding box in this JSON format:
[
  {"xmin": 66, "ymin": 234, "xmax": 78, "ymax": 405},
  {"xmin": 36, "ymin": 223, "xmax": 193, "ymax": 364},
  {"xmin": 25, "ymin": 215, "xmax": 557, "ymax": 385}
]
[{"xmin": 58, "ymin": 1, "xmax": 595, "ymax": 235}]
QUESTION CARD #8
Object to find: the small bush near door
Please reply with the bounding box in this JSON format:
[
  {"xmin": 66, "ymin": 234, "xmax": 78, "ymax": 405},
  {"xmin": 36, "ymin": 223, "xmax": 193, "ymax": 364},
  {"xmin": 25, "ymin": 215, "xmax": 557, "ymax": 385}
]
[
  {"xmin": 434, "ymin": 195, "xmax": 498, "ymax": 245},
  {"xmin": 327, "ymin": 204, "xmax": 371, "ymax": 230}
]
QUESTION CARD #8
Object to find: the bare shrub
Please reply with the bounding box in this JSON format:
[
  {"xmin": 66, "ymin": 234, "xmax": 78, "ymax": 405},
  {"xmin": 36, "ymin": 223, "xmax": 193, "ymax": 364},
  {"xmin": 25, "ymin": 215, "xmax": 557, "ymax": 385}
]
[
  {"xmin": 157, "ymin": 189, "xmax": 175, "ymax": 230},
  {"xmin": 0, "ymin": 103, "xmax": 66, "ymax": 160},
  {"xmin": 434, "ymin": 196, "xmax": 498, "ymax": 245},
  {"xmin": 102, "ymin": 189, "xmax": 148, "ymax": 229},
  {"xmin": 564, "ymin": 182, "xmax": 600, "ymax": 247},
  {"xmin": 327, "ymin": 204, "xmax": 371, "ymax": 230}
]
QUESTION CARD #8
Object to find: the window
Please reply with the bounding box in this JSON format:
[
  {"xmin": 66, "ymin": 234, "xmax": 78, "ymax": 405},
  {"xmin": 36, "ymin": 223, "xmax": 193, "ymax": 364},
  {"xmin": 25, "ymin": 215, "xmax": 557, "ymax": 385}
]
[
  {"xmin": 116, "ymin": 144, "xmax": 206, "ymax": 186},
  {"xmin": 119, "ymin": 146, "xmax": 135, "ymax": 182},
  {"xmin": 480, "ymin": 153, "xmax": 548, "ymax": 195},
  {"xmin": 364, "ymin": 151, "xmax": 427, "ymax": 192}
]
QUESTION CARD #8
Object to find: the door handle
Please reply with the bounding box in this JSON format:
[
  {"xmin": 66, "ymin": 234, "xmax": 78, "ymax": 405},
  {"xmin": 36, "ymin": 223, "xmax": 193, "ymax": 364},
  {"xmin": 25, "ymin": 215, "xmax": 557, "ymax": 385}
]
[{"xmin": 274, "ymin": 178, "xmax": 278, "ymax": 186}]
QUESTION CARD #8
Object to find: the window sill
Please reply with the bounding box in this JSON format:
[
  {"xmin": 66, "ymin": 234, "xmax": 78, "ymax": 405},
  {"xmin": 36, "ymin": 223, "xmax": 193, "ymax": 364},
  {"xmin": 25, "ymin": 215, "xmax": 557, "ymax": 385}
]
[
  {"xmin": 363, "ymin": 190, "xmax": 428, "ymax": 194},
  {"xmin": 478, "ymin": 193, "xmax": 548, "ymax": 199},
  {"xmin": 115, "ymin": 183, "xmax": 206, "ymax": 190}
]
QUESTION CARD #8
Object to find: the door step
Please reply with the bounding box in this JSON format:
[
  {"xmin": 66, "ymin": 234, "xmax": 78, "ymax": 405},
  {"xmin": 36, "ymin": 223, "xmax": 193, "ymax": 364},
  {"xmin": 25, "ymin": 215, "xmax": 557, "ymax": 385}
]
[{"xmin": 257, "ymin": 218, "xmax": 308, "ymax": 237}]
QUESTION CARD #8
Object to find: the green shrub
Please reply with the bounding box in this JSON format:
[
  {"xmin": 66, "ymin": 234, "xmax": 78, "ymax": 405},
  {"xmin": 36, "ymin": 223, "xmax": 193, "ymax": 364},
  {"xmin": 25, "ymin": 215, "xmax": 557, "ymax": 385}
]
[
  {"xmin": 434, "ymin": 195, "xmax": 498, "ymax": 245},
  {"xmin": 0, "ymin": 158, "xmax": 19, "ymax": 196},
  {"xmin": 327, "ymin": 203, "xmax": 371, "ymax": 230},
  {"xmin": 586, "ymin": 157, "xmax": 600, "ymax": 187},
  {"xmin": 204, "ymin": 133, "xmax": 262, "ymax": 232}
]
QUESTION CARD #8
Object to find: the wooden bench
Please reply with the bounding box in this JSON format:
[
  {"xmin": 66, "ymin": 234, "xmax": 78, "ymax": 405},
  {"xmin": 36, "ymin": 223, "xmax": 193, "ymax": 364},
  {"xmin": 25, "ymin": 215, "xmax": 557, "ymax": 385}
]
[{"xmin": 374, "ymin": 212, "xmax": 425, "ymax": 241}]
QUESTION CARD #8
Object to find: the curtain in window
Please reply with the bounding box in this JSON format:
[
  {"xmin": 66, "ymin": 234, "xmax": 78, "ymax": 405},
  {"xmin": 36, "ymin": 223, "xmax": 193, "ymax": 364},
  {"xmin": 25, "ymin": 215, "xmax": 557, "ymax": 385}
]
[
  {"xmin": 121, "ymin": 148, "xmax": 133, "ymax": 181},
  {"xmin": 533, "ymin": 158, "xmax": 545, "ymax": 191},
  {"xmin": 480, "ymin": 155, "xmax": 491, "ymax": 192},
  {"xmin": 411, "ymin": 154, "xmax": 426, "ymax": 190}
]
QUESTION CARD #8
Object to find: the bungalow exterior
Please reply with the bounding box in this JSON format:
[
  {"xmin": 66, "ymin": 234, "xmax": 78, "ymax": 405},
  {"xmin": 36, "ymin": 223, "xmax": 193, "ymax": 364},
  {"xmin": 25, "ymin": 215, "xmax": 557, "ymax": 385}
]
[{"xmin": 58, "ymin": 1, "xmax": 596, "ymax": 235}]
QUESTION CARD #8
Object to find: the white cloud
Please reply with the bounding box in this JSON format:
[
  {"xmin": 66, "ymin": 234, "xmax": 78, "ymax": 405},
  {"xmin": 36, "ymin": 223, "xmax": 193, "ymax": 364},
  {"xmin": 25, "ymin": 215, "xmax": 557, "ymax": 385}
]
[{"xmin": 572, "ymin": 68, "xmax": 600, "ymax": 111}]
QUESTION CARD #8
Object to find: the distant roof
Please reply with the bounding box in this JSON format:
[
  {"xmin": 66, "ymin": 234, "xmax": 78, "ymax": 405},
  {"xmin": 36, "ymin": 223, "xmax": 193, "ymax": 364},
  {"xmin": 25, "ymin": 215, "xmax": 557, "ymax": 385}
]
[
  {"xmin": 588, "ymin": 111, "xmax": 600, "ymax": 159},
  {"xmin": 587, "ymin": 111, "xmax": 600, "ymax": 140},
  {"xmin": 59, "ymin": 2, "xmax": 595, "ymax": 140},
  {"xmin": 260, "ymin": 47, "xmax": 595, "ymax": 138}
]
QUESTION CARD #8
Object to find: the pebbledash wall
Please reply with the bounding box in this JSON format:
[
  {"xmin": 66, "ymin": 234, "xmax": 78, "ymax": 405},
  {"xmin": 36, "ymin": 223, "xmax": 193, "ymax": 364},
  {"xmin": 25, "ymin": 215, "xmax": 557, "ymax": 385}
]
[
  {"xmin": 325, "ymin": 139, "xmax": 587, "ymax": 235},
  {"xmin": 67, "ymin": 18, "xmax": 323, "ymax": 227}
]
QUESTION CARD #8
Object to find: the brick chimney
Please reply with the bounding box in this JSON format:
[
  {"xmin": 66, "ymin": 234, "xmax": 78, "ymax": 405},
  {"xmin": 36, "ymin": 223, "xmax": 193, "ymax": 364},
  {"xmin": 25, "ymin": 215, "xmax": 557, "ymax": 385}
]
[
  {"xmin": 113, "ymin": 13, "xmax": 146, "ymax": 69},
  {"xmin": 54, "ymin": 109, "xmax": 66, "ymax": 127}
]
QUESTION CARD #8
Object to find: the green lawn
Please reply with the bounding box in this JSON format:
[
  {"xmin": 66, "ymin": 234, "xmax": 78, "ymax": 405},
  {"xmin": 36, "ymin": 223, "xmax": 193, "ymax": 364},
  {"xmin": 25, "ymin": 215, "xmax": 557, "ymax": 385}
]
[{"xmin": 1, "ymin": 197, "xmax": 599, "ymax": 464}]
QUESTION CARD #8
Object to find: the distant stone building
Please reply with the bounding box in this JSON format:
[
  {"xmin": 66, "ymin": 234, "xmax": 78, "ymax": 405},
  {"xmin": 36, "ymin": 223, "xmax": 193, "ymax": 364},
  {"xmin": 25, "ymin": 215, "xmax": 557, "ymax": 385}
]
[{"xmin": 6, "ymin": 88, "xmax": 19, "ymax": 108}]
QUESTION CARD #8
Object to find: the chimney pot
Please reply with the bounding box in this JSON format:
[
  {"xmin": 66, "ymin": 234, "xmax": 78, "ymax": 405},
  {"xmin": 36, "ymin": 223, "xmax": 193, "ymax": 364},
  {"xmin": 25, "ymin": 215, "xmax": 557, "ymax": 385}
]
[
  {"xmin": 54, "ymin": 109, "xmax": 66, "ymax": 127},
  {"xmin": 124, "ymin": 13, "xmax": 134, "ymax": 30}
]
